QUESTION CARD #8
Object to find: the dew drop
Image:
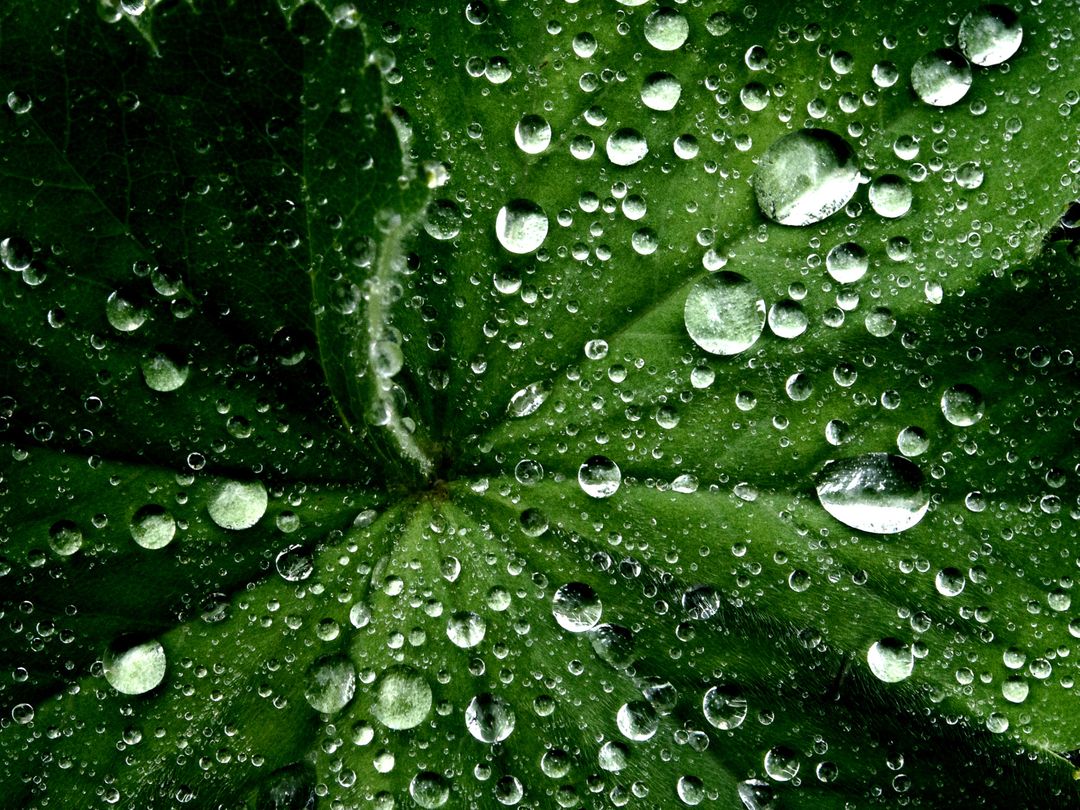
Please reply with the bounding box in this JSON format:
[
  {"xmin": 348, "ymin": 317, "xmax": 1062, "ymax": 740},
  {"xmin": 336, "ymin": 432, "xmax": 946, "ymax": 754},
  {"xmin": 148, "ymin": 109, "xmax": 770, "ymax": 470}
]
[
  {"xmin": 103, "ymin": 638, "xmax": 166, "ymax": 695},
  {"xmin": 911, "ymin": 49, "xmax": 972, "ymax": 107},
  {"xmin": 606, "ymin": 128, "xmax": 649, "ymax": 166},
  {"xmin": 868, "ymin": 174, "xmax": 912, "ymax": 219},
  {"xmin": 304, "ymin": 655, "xmax": 356, "ymax": 713},
  {"xmin": 825, "ymin": 242, "xmax": 868, "ymax": 283},
  {"xmin": 644, "ymin": 7, "xmax": 688, "ymax": 51},
  {"xmin": 753, "ymin": 129, "xmax": 859, "ymax": 226},
  {"xmin": 465, "ymin": 693, "xmax": 515, "ymax": 743},
  {"xmin": 578, "ymin": 455, "xmax": 622, "ymax": 498},
  {"xmin": 514, "ymin": 114, "xmax": 551, "ymax": 154},
  {"xmin": 867, "ymin": 638, "xmax": 914, "ymax": 683},
  {"xmin": 373, "ymin": 666, "xmax": 432, "ymax": 730},
  {"xmin": 959, "ymin": 5, "xmax": 1022, "ymax": 66},
  {"xmin": 940, "ymin": 383, "xmax": 984, "ymax": 426},
  {"xmin": 683, "ymin": 271, "xmax": 765, "ymax": 355},
  {"xmin": 767, "ymin": 299, "xmax": 808, "ymax": 339},
  {"xmin": 616, "ymin": 700, "xmax": 659, "ymax": 741},
  {"xmin": 702, "ymin": 684, "xmax": 747, "ymax": 730},
  {"xmin": 640, "ymin": 72, "xmax": 682, "ymax": 111},
  {"xmin": 552, "ymin": 582, "xmax": 603, "ymax": 632},
  {"xmin": 495, "ymin": 199, "xmax": 548, "ymax": 254},
  {"xmin": 207, "ymin": 480, "xmax": 267, "ymax": 530},
  {"xmin": 815, "ymin": 453, "xmax": 929, "ymax": 534},
  {"xmin": 763, "ymin": 746, "xmax": 800, "ymax": 781},
  {"xmin": 130, "ymin": 504, "xmax": 176, "ymax": 550},
  {"xmin": 410, "ymin": 772, "xmax": 450, "ymax": 809},
  {"xmin": 105, "ymin": 290, "xmax": 148, "ymax": 332},
  {"xmin": 447, "ymin": 611, "xmax": 487, "ymax": 648},
  {"xmin": 934, "ymin": 567, "xmax": 965, "ymax": 597},
  {"xmin": 48, "ymin": 520, "xmax": 83, "ymax": 557},
  {"xmin": 507, "ymin": 380, "xmax": 550, "ymax": 417},
  {"xmin": 141, "ymin": 350, "xmax": 189, "ymax": 392}
]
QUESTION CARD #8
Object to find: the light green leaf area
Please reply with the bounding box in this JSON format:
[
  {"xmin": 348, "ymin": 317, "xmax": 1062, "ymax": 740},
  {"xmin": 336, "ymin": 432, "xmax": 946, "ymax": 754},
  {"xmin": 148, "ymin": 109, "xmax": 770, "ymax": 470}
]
[{"xmin": 1, "ymin": 0, "xmax": 1079, "ymax": 808}]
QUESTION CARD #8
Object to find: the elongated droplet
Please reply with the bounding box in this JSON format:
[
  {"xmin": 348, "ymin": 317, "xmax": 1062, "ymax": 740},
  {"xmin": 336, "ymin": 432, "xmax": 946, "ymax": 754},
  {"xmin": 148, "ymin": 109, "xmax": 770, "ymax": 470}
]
[{"xmin": 815, "ymin": 453, "xmax": 929, "ymax": 534}]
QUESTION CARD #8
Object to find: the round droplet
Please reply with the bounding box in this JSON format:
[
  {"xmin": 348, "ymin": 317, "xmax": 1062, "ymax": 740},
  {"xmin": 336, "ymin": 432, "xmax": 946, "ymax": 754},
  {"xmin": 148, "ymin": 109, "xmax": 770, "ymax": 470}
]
[
  {"xmin": 207, "ymin": 480, "xmax": 267, "ymax": 530},
  {"xmin": 956, "ymin": 161, "xmax": 985, "ymax": 190},
  {"xmin": 130, "ymin": 504, "xmax": 176, "ymax": 550},
  {"xmin": 1001, "ymin": 676, "xmax": 1029, "ymax": 704},
  {"xmin": 896, "ymin": 426, "xmax": 929, "ymax": 457},
  {"xmin": 702, "ymin": 684, "xmax": 747, "ymax": 730},
  {"xmin": 495, "ymin": 200, "xmax": 548, "ymax": 254},
  {"xmin": 940, "ymin": 384, "xmax": 984, "ymax": 426},
  {"xmin": 304, "ymin": 655, "xmax": 356, "ymax": 713},
  {"xmin": 141, "ymin": 350, "xmax": 189, "ymax": 392},
  {"xmin": 578, "ymin": 455, "xmax": 622, "ymax": 498},
  {"xmin": 815, "ymin": 453, "xmax": 929, "ymax": 534},
  {"xmin": 410, "ymin": 772, "xmax": 450, "ymax": 809},
  {"xmin": 867, "ymin": 638, "xmax": 914, "ymax": 683},
  {"xmin": 677, "ymin": 775, "xmax": 705, "ymax": 806},
  {"xmin": 48, "ymin": 520, "xmax": 83, "ymax": 556},
  {"xmin": 1, "ymin": 236, "xmax": 32, "ymax": 271},
  {"xmin": 640, "ymin": 72, "xmax": 682, "ymax": 111},
  {"xmin": 959, "ymin": 5, "xmax": 1022, "ymax": 66},
  {"xmin": 911, "ymin": 49, "xmax": 972, "ymax": 107},
  {"xmin": 106, "ymin": 290, "xmax": 147, "ymax": 332},
  {"xmin": 515, "ymin": 114, "xmax": 551, "ymax": 154},
  {"xmin": 825, "ymin": 242, "xmax": 868, "ymax": 283},
  {"xmin": 373, "ymin": 666, "xmax": 432, "ymax": 730},
  {"xmin": 11, "ymin": 703, "xmax": 34, "ymax": 724},
  {"xmin": 868, "ymin": 174, "xmax": 912, "ymax": 219},
  {"xmin": 553, "ymin": 582, "xmax": 603, "ymax": 632},
  {"xmin": 644, "ymin": 7, "xmax": 688, "ymax": 51},
  {"xmin": 275, "ymin": 544, "xmax": 314, "ymax": 581},
  {"xmin": 764, "ymin": 745, "xmax": 800, "ymax": 782},
  {"xmin": 606, "ymin": 128, "xmax": 648, "ymax": 166},
  {"xmin": 465, "ymin": 693, "xmax": 515, "ymax": 743},
  {"xmin": 447, "ymin": 611, "xmax": 487, "ymax": 648},
  {"xmin": 935, "ymin": 567, "xmax": 965, "ymax": 597},
  {"xmin": 753, "ymin": 129, "xmax": 859, "ymax": 226},
  {"xmin": 768, "ymin": 299, "xmax": 808, "ymax": 339},
  {"xmin": 103, "ymin": 638, "xmax": 166, "ymax": 695},
  {"xmin": 424, "ymin": 199, "xmax": 461, "ymax": 240},
  {"xmin": 684, "ymin": 271, "xmax": 766, "ymax": 355},
  {"xmin": 616, "ymin": 700, "xmax": 659, "ymax": 741}
]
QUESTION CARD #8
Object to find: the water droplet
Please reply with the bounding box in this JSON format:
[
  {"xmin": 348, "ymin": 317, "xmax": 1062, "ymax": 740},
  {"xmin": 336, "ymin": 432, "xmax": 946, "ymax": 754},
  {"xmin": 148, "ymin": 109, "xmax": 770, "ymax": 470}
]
[
  {"xmin": 677, "ymin": 775, "xmax": 705, "ymax": 806},
  {"xmin": 737, "ymin": 779, "xmax": 777, "ymax": 810},
  {"xmin": 616, "ymin": 700, "xmax": 659, "ymax": 740},
  {"xmin": 825, "ymin": 242, "xmax": 868, "ymax": 283},
  {"xmin": 373, "ymin": 666, "xmax": 432, "ymax": 730},
  {"xmin": 515, "ymin": 114, "xmax": 551, "ymax": 154},
  {"xmin": 599, "ymin": 740, "xmax": 629, "ymax": 772},
  {"xmin": 304, "ymin": 655, "xmax": 356, "ymax": 713},
  {"xmin": 48, "ymin": 519, "xmax": 83, "ymax": 556},
  {"xmin": 465, "ymin": 693, "xmax": 515, "ymax": 743},
  {"xmin": 130, "ymin": 504, "xmax": 176, "ymax": 550},
  {"xmin": 207, "ymin": 480, "xmax": 267, "ymax": 530},
  {"xmin": 447, "ymin": 611, "xmax": 487, "ymax": 648},
  {"xmin": 763, "ymin": 745, "xmax": 800, "ymax": 781},
  {"xmin": 753, "ymin": 129, "xmax": 859, "ymax": 226},
  {"xmin": 940, "ymin": 384, "xmax": 984, "ymax": 426},
  {"xmin": 767, "ymin": 299, "xmax": 807, "ymax": 339},
  {"xmin": 105, "ymin": 290, "xmax": 148, "ymax": 332},
  {"xmin": 495, "ymin": 199, "xmax": 548, "ymax": 254},
  {"xmin": 410, "ymin": 772, "xmax": 450, "ymax": 809},
  {"xmin": 867, "ymin": 637, "xmax": 914, "ymax": 683},
  {"xmin": 934, "ymin": 567, "xmax": 965, "ymax": 597},
  {"xmin": 959, "ymin": 5, "xmax": 1022, "ymax": 66},
  {"xmin": 589, "ymin": 623, "xmax": 636, "ymax": 669},
  {"xmin": 871, "ymin": 61, "xmax": 899, "ymax": 88},
  {"xmin": 1, "ymin": 236, "xmax": 32, "ymax": 271},
  {"xmin": 644, "ymin": 7, "xmax": 688, "ymax": 51},
  {"xmin": 424, "ymin": 199, "xmax": 462, "ymax": 240},
  {"xmin": 640, "ymin": 72, "xmax": 682, "ymax": 111},
  {"xmin": 1001, "ymin": 676, "xmax": 1029, "ymax": 703},
  {"xmin": 703, "ymin": 684, "xmax": 747, "ymax": 730},
  {"xmin": 606, "ymin": 127, "xmax": 648, "ymax": 166},
  {"xmin": 683, "ymin": 271, "xmax": 766, "ymax": 355},
  {"xmin": 956, "ymin": 161, "xmax": 985, "ymax": 190},
  {"xmin": 103, "ymin": 638, "xmax": 166, "ymax": 695},
  {"xmin": 911, "ymin": 49, "xmax": 972, "ymax": 107},
  {"xmin": 815, "ymin": 453, "xmax": 929, "ymax": 534},
  {"xmin": 507, "ymin": 380, "xmax": 550, "ymax": 417},
  {"xmin": 276, "ymin": 544, "xmax": 314, "ymax": 581},
  {"xmin": 552, "ymin": 582, "xmax": 603, "ymax": 631},
  {"xmin": 11, "ymin": 703, "xmax": 34, "ymax": 724},
  {"xmin": 896, "ymin": 426, "xmax": 929, "ymax": 457},
  {"xmin": 868, "ymin": 174, "xmax": 912, "ymax": 219},
  {"xmin": 578, "ymin": 455, "xmax": 622, "ymax": 498},
  {"xmin": 141, "ymin": 350, "xmax": 189, "ymax": 392}
]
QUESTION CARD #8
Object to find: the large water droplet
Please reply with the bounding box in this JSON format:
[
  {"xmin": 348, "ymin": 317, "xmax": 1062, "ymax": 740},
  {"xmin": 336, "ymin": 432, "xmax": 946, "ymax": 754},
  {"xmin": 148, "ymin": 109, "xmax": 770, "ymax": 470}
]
[
  {"xmin": 753, "ymin": 129, "xmax": 859, "ymax": 226},
  {"xmin": 703, "ymin": 684, "xmax": 747, "ymax": 730},
  {"xmin": 867, "ymin": 638, "xmax": 914, "ymax": 683},
  {"xmin": 640, "ymin": 72, "xmax": 682, "ymax": 111},
  {"xmin": 606, "ymin": 128, "xmax": 649, "ymax": 166},
  {"xmin": 465, "ymin": 693, "xmax": 515, "ymax": 743},
  {"xmin": 373, "ymin": 666, "xmax": 432, "ymax": 730},
  {"xmin": 578, "ymin": 455, "xmax": 622, "ymax": 498},
  {"xmin": 644, "ymin": 7, "xmax": 689, "ymax": 51},
  {"xmin": 409, "ymin": 772, "xmax": 450, "ymax": 809},
  {"xmin": 552, "ymin": 582, "xmax": 603, "ymax": 631},
  {"xmin": 447, "ymin": 611, "xmax": 487, "ymax": 648},
  {"xmin": 515, "ymin": 114, "xmax": 551, "ymax": 154},
  {"xmin": 103, "ymin": 638, "xmax": 166, "ymax": 695},
  {"xmin": 507, "ymin": 380, "xmax": 550, "ymax": 417},
  {"xmin": 940, "ymin": 383, "xmax": 984, "ymax": 426},
  {"xmin": 763, "ymin": 746, "xmax": 800, "ymax": 781},
  {"xmin": 868, "ymin": 174, "xmax": 912, "ymax": 219},
  {"xmin": 207, "ymin": 480, "xmax": 267, "ymax": 530},
  {"xmin": 495, "ymin": 199, "xmax": 548, "ymax": 254},
  {"xmin": 616, "ymin": 700, "xmax": 659, "ymax": 740},
  {"xmin": 304, "ymin": 655, "xmax": 356, "ymax": 713},
  {"xmin": 959, "ymin": 5, "xmax": 1022, "ymax": 66},
  {"xmin": 130, "ymin": 504, "xmax": 176, "ymax": 550},
  {"xmin": 825, "ymin": 242, "xmax": 868, "ymax": 283},
  {"xmin": 684, "ymin": 271, "xmax": 766, "ymax": 355},
  {"xmin": 48, "ymin": 520, "xmax": 83, "ymax": 557},
  {"xmin": 815, "ymin": 453, "xmax": 929, "ymax": 534},
  {"xmin": 911, "ymin": 49, "xmax": 972, "ymax": 107},
  {"xmin": 141, "ymin": 350, "xmax": 189, "ymax": 392}
]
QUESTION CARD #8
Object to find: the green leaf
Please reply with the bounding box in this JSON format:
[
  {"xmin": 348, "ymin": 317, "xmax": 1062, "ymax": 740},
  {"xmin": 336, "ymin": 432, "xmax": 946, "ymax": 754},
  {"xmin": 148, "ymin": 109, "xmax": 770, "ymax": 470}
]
[{"xmin": 2, "ymin": 1, "xmax": 1080, "ymax": 808}]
